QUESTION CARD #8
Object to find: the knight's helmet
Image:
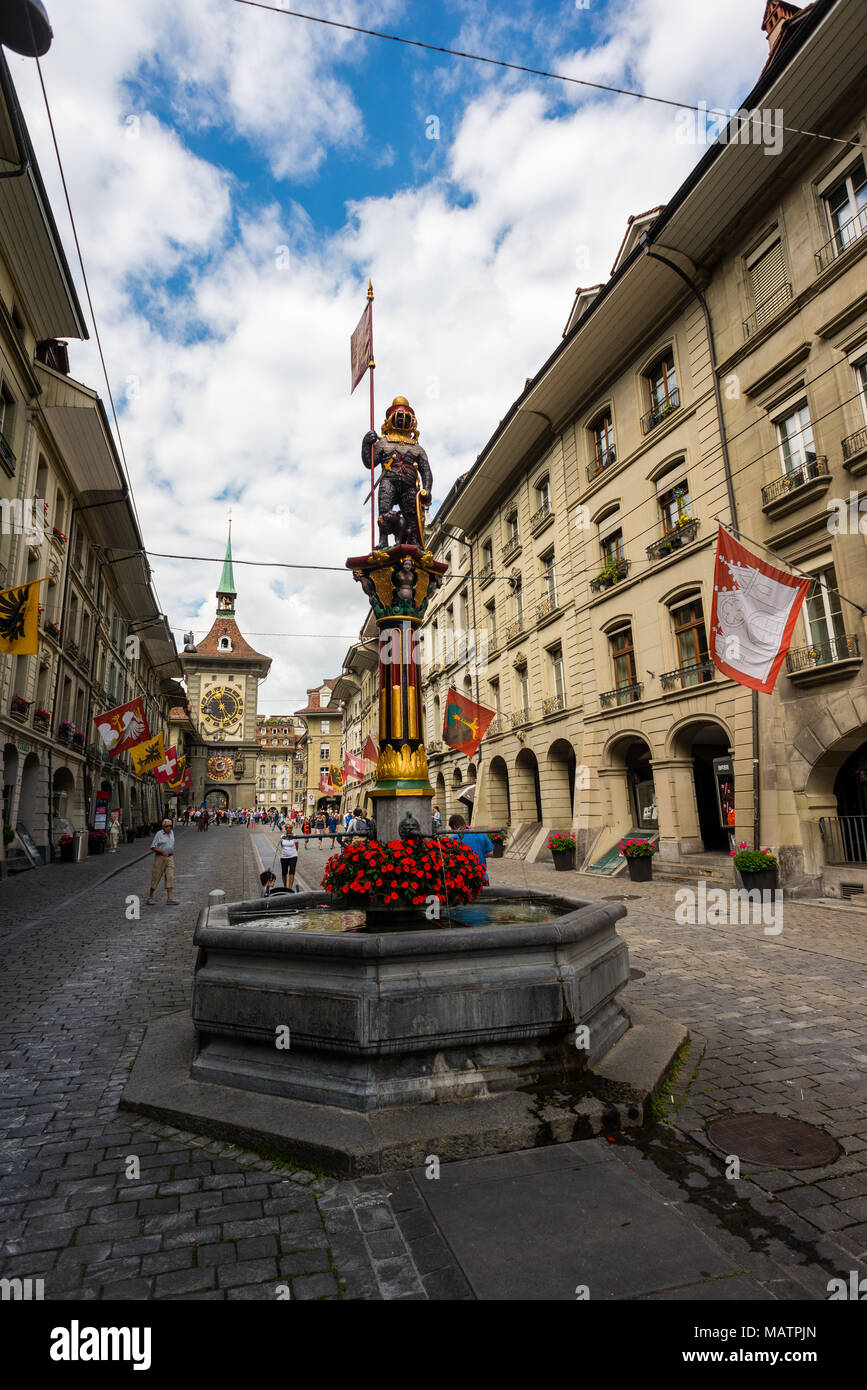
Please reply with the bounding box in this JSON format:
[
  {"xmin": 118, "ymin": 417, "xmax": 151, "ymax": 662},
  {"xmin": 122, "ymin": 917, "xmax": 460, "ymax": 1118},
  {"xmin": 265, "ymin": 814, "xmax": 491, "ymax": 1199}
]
[{"xmin": 383, "ymin": 396, "xmax": 418, "ymax": 439}]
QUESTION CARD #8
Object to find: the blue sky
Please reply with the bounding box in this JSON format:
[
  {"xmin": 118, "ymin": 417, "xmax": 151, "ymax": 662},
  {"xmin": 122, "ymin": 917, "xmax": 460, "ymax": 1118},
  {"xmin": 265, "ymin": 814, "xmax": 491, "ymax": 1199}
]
[{"xmin": 13, "ymin": 0, "xmax": 772, "ymax": 710}]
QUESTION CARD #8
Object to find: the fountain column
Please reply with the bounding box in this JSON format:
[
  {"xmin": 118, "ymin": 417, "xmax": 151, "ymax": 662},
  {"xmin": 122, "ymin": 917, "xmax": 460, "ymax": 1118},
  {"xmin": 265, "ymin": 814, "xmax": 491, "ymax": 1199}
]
[{"xmin": 347, "ymin": 543, "xmax": 448, "ymax": 841}]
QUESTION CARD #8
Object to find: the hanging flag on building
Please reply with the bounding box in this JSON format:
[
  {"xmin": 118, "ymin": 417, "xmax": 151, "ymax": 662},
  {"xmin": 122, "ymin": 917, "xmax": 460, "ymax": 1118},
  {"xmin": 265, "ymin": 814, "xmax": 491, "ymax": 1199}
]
[
  {"xmin": 710, "ymin": 527, "xmax": 810, "ymax": 693},
  {"xmin": 362, "ymin": 734, "xmax": 379, "ymax": 764},
  {"xmin": 0, "ymin": 577, "xmax": 47, "ymax": 655},
  {"xmin": 130, "ymin": 732, "xmax": 165, "ymax": 776},
  {"xmin": 319, "ymin": 769, "xmax": 332, "ymax": 795},
  {"xmin": 329, "ymin": 763, "xmax": 345, "ymax": 791},
  {"xmin": 442, "ymin": 688, "xmax": 495, "ymax": 758},
  {"xmin": 154, "ymin": 746, "xmax": 180, "ymax": 784},
  {"xmin": 344, "ymin": 752, "xmax": 365, "ymax": 782},
  {"xmin": 165, "ymin": 763, "xmax": 190, "ymax": 794},
  {"xmin": 94, "ymin": 697, "xmax": 151, "ymax": 757}
]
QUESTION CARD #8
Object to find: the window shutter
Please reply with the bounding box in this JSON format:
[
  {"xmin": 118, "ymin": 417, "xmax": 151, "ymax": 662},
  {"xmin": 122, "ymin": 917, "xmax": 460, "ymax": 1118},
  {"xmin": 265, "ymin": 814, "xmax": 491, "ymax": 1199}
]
[{"xmin": 750, "ymin": 239, "xmax": 785, "ymax": 308}]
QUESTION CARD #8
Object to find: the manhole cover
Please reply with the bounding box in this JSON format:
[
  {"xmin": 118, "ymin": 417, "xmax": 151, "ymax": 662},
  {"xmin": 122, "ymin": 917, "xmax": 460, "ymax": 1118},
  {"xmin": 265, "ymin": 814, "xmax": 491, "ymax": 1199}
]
[
  {"xmin": 629, "ymin": 968, "xmax": 646, "ymax": 980},
  {"xmin": 706, "ymin": 1113, "xmax": 840, "ymax": 1169}
]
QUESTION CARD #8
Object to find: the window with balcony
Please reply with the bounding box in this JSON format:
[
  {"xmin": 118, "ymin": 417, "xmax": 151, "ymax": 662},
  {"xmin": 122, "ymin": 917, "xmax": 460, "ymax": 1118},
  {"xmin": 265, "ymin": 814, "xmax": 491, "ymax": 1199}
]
[
  {"xmin": 805, "ymin": 568, "xmax": 846, "ymax": 651},
  {"xmin": 589, "ymin": 410, "xmax": 616, "ymax": 477},
  {"xmin": 489, "ymin": 678, "xmax": 501, "ymax": 717},
  {"xmin": 538, "ymin": 552, "xmax": 558, "ymax": 617},
  {"xmin": 643, "ymin": 351, "xmax": 679, "ymax": 431},
  {"xmin": 517, "ymin": 668, "xmax": 530, "ymax": 718},
  {"xmin": 480, "ymin": 539, "xmax": 494, "ymax": 582},
  {"xmin": 535, "ymin": 477, "xmax": 550, "ymax": 510},
  {"xmin": 823, "ymin": 157, "xmax": 867, "ymax": 262},
  {"xmin": 512, "ymin": 576, "xmax": 523, "ymax": 624},
  {"xmin": 602, "ymin": 624, "xmax": 641, "ymax": 706},
  {"xmin": 664, "ymin": 596, "xmax": 712, "ymax": 689},
  {"xmin": 659, "ymin": 481, "xmax": 691, "ymax": 533},
  {"xmin": 486, "ymin": 600, "xmax": 497, "ymax": 650},
  {"xmin": 775, "ymin": 401, "xmax": 815, "ymax": 475},
  {"xmin": 503, "ymin": 512, "xmax": 520, "ymax": 559},
  {"xmin": 544, "ymin": 645, "xmax": 565, "ymax": 715}
]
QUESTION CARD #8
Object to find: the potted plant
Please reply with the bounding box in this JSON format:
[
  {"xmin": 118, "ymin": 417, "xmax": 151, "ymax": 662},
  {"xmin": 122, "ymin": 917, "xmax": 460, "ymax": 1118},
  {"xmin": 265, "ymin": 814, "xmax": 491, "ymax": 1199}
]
[
  {"xmin": 52, "ymin": 526, "xmax": 67, "ymax": 544},
  {"xmin": 88, "ymin": 829, "xmax": 107, "ymax": 855},
  {"xmin": 730, "ymin": 842, "xmax": 779, "ymax": 893},
  {"xmin": 58, "ymin": 833, "xmax": 75, "ymax": 863},
  {"xmin": 489, "ymin": 828, "xmax": 507, "ymax": 859},
  {"xmin": 33, "ymin": 706, "xmax": 50, "ymax": 728},
  {"xmin": 57, "ymin": 720, "xmax": 73, "ymax": 742},
  {"xmin": 619, "ymin": 837, "xmax": 658, "ymax": 881},
  {"xmin": 10, "ymin": 694, "xmax": 29, "ymax": 716},
  {"xmin": 71, "ymin": 729, "xmax": 85, "ymax": 748},
  {"xmin": 547, "ymin": 832, "xmax": 576, "ymax": 871},
  {"xmin": 3, "ymin": 823, "xmax": 14, "ymax": 847},
  {"xmin": 45, "ymin": 620, "xmax": 62, "ymax": 641}
]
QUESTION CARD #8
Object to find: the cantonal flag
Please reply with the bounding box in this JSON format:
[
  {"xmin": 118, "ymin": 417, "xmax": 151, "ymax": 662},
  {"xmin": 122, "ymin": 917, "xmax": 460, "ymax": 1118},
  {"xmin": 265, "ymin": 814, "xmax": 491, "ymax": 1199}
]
[
  {"xmin": 710, "ymin": 527, "xmax": 810, "ymax": 693},
  {"xmin": 130, "ymin": 732, "xmax": 165, "ymax": 777},
  {"xmin": 0, "ymin": 577, "xmax": 47, "ymax": 655},
  {"xmin": 350, "ymin": 297, "xmax": 372, "ymax": 394},
  {"xmin": 166, "ymin": 764, "xmax": 190, "ymax": 793},
  {"xmin": 344, "ymin": 752, "xmax": 365, "ymax": 782},
  {"xmin": 154, "ymin": 745, "xmax": 180, "ymax": 784},
  {"xmin": 93, "ymin": 697, "xmax": 150, "ymax": 757},
  {"xmin": 442, "ymin": 688, "xmax": 495, "ymax": 759},
  {"xmin": 362, "ymin": 734, "xmax": 379, "ymax": 763},
  {"xmin": 319, "ymin": 769, "xmax": 331, "ymax": 795}
]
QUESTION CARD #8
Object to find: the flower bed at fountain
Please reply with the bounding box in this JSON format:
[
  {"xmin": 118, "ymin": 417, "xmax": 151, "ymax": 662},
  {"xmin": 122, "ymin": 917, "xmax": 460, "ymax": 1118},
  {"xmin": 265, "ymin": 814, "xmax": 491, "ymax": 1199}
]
[{"xmin": 321, "ymin": 836, "xmax": 487, "ymax": 920}]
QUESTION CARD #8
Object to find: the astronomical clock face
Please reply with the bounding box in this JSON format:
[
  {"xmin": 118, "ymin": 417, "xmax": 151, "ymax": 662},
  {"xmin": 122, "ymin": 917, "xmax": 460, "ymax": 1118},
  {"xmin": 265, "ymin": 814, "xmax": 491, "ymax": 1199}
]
[
  {"xmin": 200, "ymin": 684, "xmax": 244, "ymax": 733},
  {"xmin": 207, "ymin": 754, "xmax": 233, "ymax": 782}
]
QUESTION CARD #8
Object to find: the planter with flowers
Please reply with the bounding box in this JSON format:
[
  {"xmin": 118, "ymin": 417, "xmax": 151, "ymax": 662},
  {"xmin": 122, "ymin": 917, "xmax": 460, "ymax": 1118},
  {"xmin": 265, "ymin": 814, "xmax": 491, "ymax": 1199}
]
[
  {"xmin": 44, "ymin": 620, "xmax": 62, "ymax": 642},
  {"xmin": 489, "ymin": 828, "xmax": 507, "ymax": 859},
  {"xmin": 58, "ymin": 833, "xmax": 75, "ymax": 863},
  {"xmin": 33, "ymin": 706, "xmax": 50, "ymax": 730},
  {"xmin": 730, "ymin": 842, "xmax": 778, "ymax": 893},
  {"xmin": 70, "ymin": 729, "xmax": 85, "ymax": 749},
  {"xmin": 619, "ymin": 837, "xmax": 658, "ymax": 881},
  {"xmin": 57, "ymin": 720, "xmax": 73, "ymax": 743},
  {"xmin": 547, "ymin": 831, "xmax": 576, "ymax": 871},
  {"xmin": 52, "ymin": 526, "xmax": 67, "ymax": 545},
  {"xmin": 10, "ymin": 694, "xmax": 30, "ymax": 718},
  {"xmin": 321, "ymin": 836, "xmax": 487, "ymax": 929},
  {"xmin": 88, "ymin": 829, "xmax": 107, "ymax": 855}
]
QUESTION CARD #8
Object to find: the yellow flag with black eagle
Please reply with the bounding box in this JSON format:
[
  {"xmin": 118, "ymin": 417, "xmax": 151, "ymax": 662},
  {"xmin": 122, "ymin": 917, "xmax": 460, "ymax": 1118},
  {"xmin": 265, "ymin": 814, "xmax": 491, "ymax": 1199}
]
[{"xmin": 0, "ymin": 578, "xmax": 47, "ymax": 655}]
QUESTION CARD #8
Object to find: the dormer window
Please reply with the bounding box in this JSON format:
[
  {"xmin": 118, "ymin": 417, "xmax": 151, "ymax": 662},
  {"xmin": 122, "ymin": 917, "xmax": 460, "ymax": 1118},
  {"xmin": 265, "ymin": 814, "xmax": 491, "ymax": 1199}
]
[{"xmin": 218, "ymin": 635, "xmax": 233, "ymax": 652}]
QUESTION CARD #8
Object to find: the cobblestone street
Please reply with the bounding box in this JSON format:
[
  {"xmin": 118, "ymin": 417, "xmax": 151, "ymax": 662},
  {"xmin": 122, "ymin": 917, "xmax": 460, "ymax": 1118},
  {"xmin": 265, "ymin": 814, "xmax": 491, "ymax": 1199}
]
[{"xmin": 1, "ymin": 829, "xmax": 866, "ymax": 1300}]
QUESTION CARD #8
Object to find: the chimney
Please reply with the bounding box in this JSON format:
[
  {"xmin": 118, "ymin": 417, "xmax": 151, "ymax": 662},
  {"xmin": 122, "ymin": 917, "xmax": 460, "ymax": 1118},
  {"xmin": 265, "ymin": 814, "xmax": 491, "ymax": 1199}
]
[{"xmin": 761, "ymin": 1, "xmax": 801, "ymax": 55}]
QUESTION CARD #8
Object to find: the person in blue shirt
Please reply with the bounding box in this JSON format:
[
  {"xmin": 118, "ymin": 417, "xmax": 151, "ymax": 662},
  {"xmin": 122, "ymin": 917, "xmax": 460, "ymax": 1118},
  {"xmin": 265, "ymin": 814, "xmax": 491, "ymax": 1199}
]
[{"xmin": 448, "ymin": 814, "xmax": 494, "ymax": 880}]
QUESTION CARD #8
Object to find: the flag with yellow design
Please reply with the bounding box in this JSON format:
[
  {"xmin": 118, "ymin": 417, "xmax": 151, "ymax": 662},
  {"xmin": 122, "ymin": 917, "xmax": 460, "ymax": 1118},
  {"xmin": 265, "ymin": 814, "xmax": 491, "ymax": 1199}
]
[
  {"xmin": 329, "ymin": 764, "xmax": 344, "ymax": 791},
  {"xmin": 0, "ymin": 578, "xmax": 47, "ymax": 655},
  {"xmin": 130, "ymin": 732, "xmax": 165, "ymax": 776}
]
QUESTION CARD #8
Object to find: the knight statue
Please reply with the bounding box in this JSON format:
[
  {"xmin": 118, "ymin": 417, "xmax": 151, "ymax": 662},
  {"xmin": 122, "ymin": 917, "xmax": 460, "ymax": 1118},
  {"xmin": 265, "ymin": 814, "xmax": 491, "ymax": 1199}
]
[{"xmin": 362, "ymin": 396, "xmax": 433, "ymax": 550}]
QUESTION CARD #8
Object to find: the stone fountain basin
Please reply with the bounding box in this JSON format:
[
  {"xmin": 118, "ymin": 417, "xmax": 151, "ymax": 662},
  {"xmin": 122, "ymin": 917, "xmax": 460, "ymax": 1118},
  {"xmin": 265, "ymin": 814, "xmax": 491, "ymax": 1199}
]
[{"xmin": 191, "ymin": 887, "xmax": 630, "ymax": 1113}]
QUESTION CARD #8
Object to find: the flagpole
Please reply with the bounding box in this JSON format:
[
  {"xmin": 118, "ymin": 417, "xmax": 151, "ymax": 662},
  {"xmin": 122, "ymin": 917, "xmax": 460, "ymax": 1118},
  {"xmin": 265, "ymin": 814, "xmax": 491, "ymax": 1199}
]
[{"xmin": 367, "ymin": 280, "xmax": 375, "ymax": 551}]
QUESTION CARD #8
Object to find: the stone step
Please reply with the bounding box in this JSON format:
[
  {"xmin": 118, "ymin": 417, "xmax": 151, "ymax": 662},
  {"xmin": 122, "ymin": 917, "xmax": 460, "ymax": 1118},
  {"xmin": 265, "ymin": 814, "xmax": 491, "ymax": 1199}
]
[{"xmin": 652, "ymin": 858, "xmax": 731, "ymax": 884}]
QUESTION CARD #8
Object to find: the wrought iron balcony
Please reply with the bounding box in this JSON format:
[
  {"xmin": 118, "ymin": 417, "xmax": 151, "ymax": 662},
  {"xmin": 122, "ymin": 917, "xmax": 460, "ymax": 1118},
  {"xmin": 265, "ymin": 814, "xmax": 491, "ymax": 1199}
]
[
  {"xmin": 587, "ymin": 446, "xmax": 617, "ymax": 482},
  {"xmin": 640, "ymin": 389, "xmax": 681, "ymax": 435},
  {"xmin": 600, "ymin": 682, "xmax": 642, "ymax": 708},
  {"xmin": 505, "ymin": 618, "xmax": 524, "ymax": 643},
  {"xmin": 502, "ymin": 535, "xmax": 521, "ymax": 562},
  {"xmin": 535, "ymin": 595, "xmax": 558, "ymax": 621},
  {"xmin": 815, "ymin": 209, "xmax": 867, "ymax": 273},
  {"xmin": 842, "ymin": 426, "xmax": 867, "ymax": 468},
  {"xmin": 589, "ymin": 558, "xmax": 629, "ymax": 593},
  {"xmin": 761, "ymin": 456, "xmax": 829, "ymax": 511},
  {"xmin": 478, "ymin": 561, "xmax": 495, "ymax": 586},
  {"xmin": 646, "ymin": 517, "xmax": 700, "ymax": 561},
  {"xmin": 486, "ymin": 717, "xmax": 501, "ymax": 737},
  {"xmin": 742, "ymin": 282, "xmax": 793, "ymax": 338},
  {"xmin": 65, "ymin": 639, "xmax": 80, "ymax": 660},
  {"xmin": 530, "ymin": 500, "xmax": 553, "ymax": 533},
  {"xmin": 510, "ymin": 707, "xmax": 531, "ymax": 727},
  {"xmin": 660, "ymin": 660, "xmax": 715, "ymax": 692},
  {"xmin": 786, "ymin": 634, "xmax": 861, "ymax": 683},
  {"xmin": 0, "ymin": 427, "xmax": 15, "ymax": 475},
  {"xmin": 542, "ymin": 694, "xmax": 565, "ymax": 716}
]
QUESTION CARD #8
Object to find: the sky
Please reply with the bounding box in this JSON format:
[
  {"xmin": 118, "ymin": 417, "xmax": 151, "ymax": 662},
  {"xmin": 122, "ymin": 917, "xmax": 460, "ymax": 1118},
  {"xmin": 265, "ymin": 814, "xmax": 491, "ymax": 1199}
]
[{"xmin": 9, "ymin": 0, "xmax": 771, "ymax": 714}]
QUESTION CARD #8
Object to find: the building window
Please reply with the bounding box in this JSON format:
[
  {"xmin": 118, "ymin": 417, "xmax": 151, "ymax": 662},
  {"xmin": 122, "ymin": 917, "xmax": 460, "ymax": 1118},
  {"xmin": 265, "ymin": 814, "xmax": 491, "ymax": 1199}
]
[
  {"xmin": 671, "ymin": 597, "xmax": 710, "ymax": 684},
  {"xmin": 804, "ymin": 567, "xmax": 846, "ymax": 650},
  {"xmin": 506, "ymin": 512, "xmax": 518, "ymax": 543},
  {"xmin": 823, "ymin": 157, "xmax": 867, "ymax": 257},
  {"xmin": 320, "ymin": 743, "xmax": 330, "ymax": 760},
  {"xmin": 659, "ymin": 481, "xmax": 691, "ymax": 533},
  {"xmin": 747, "ymin": 235, "xmax": 788, "ymax": 329},
  {"xmin": 321, "ymin": 720, "xmax": 330, "ymax": 733},
  {"xmin": 590, "ymin": 410, "xmax": 616, "ymax": 472},
  {"xmin": 517, "ymin": 668, "xmax": 530, "ymax": 714},
  {"xmin": 601, "ymin": 527, "xmax": 624, "ymax": 568},
  {"xmin": 609, "ymin": 625, "xmax": 636, "ymax": 699},
  {"xmin": 512, "ymin": 576, "xmax": 523, "ymax": 624},
  {"xmin": 549, "ymin": 645, "xmax": 565, "ymax": 701},
  {"xmin": 0, "ymin": 383, "xmax": 15, "ymax": 447},
  {"xmin": 774, "ymin": 401, "xmax": 815, "ymax": 475},
  {"xmin": 535, "ymin": 476, "xmax": 550, "ymax": 510},
  {"xmin": 489, "ymin": 678, "xmax": 500, "ymax": 717},
  {"xmin": 486, "ymin": 600, "xmax": 497, "ymax": 650},
  {"xmin": 481, "ymin": 539, "xmax": 493, "ymax": 574},
  {"xmin": 647, "ymin": 351, "xmax": 678, "ymax": 416},
  {"xmin": 541, "ymin": 552, "xmax": 558, "ymax": 606}
]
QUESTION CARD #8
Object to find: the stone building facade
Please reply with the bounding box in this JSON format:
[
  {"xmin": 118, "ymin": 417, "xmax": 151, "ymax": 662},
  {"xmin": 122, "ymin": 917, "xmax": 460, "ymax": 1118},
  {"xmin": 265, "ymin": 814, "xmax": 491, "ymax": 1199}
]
[
  {"xmin": 416, "ymin": 0, "xmax": 867, "ymax": 895},
  {"xmin": 294, "ymin": 678, "xmax": 343, "ymax": 814},
  {"xmin": 255, "ymin": 716, "xmax": 306, "ymax": 812}
]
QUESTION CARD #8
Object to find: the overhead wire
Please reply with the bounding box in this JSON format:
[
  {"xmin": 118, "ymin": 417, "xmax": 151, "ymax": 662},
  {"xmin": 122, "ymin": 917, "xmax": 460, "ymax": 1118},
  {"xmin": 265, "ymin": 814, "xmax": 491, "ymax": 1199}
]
[{"xmin": 229, "ymin": 0, "xmax": 862, "ymax": 149}]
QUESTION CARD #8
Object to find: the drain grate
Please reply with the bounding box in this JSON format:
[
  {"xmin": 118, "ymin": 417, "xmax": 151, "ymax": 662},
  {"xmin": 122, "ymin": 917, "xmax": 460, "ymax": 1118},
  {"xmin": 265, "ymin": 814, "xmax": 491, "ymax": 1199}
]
[{"xmin": 706, "ymin": 1112, "xmax": 840, "ymax": 1170}]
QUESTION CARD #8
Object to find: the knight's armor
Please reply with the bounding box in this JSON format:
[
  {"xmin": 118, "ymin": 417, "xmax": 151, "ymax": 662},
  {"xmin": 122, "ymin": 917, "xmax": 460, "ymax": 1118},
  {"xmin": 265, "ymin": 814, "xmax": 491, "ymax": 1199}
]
[{"xmin": 362, "ymin": 397, "xmax": 433, "ymax": 549}]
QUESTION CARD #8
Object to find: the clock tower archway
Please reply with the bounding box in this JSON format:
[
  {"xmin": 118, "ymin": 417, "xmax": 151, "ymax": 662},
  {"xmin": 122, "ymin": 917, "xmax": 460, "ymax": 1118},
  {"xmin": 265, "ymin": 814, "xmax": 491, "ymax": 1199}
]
[{"xmin": 180, "ymin": 523, "xmax": 272, "ymax": 810}]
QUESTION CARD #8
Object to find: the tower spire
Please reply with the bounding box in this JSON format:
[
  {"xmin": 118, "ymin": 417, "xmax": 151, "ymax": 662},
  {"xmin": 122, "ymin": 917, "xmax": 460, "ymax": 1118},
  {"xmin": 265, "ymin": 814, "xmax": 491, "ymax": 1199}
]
[{"xmin": 216, "ymin": 517, "xmax": 236, "ymax": 614}]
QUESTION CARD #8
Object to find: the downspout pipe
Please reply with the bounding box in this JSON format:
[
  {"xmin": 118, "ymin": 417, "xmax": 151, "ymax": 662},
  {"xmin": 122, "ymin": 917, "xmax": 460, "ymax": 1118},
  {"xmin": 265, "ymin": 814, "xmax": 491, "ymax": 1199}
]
[{"xmin": 642, "ymin": 241, "xmax": 761, "ymax": 852}]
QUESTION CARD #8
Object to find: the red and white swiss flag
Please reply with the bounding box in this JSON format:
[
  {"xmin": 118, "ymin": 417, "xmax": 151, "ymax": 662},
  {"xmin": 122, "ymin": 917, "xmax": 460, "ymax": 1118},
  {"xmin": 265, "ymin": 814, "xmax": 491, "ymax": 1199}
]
[
  {"xmin": 154, "ymin": 745, "xmax": 179, "ymax": 784},
  {"xmin": 343, "ymin": 752, "xmax": 365, "ymax": 783},
  {"xmin": 710, "ymin": 527, "xmax": 810, "ymax": 693}
]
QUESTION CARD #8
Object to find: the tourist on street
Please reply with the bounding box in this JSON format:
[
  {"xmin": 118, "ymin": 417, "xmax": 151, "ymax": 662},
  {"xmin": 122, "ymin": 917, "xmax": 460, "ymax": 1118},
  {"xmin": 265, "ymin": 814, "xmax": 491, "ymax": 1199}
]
[
  {"xmin": 302, "ymin": 816, "xmax": 311, "ymax": 849},
  {"xmin": 447, "ymin": 814, "xmax": 494, "ymax": 879},
  {"xmin": 327, "ymin": 812, "xmax": 338, "ymax": 848},
  {"xmin": 260, "ymin": 869, "xmax": 277, "ymax": 897},
  {"xmin": 279, "ymin": 829, "xmax": 298, "ymax": 890},
  {"xmin": 432, "ymin": 805, "xmax": 441, "ymax": 832},
  {"xmin": 146, "ymin": 818, "xmax": 177, "ymax": 906}
]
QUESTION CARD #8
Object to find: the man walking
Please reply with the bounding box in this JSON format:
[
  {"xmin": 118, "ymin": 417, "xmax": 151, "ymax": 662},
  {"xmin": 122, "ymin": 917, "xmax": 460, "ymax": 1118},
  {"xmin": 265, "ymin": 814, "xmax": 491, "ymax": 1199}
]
[{"xmin": 146, "ymin": 818, "xmax": 177, "ymax": 906}]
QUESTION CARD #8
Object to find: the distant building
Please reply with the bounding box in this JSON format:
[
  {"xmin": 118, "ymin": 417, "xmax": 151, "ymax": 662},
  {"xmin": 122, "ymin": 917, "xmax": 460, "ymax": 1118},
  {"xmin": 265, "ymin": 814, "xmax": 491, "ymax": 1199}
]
[{"xmin": 294, "ymin": 679, "xmax": 342, "ymax": 814}]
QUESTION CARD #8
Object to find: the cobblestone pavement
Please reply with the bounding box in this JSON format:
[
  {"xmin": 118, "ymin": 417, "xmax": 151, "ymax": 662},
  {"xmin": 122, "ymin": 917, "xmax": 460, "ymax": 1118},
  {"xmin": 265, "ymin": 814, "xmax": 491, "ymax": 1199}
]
[{"xmin": 2, "ymin": 833, "xmax": 866, "ymax": 1300}]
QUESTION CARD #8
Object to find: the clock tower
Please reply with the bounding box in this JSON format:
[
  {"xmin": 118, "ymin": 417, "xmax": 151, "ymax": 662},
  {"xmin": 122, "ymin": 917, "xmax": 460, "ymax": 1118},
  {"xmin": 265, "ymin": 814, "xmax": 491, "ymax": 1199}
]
[{"xmin": 180, "ymin": 522, "xmax": 271, "ymax": 810}]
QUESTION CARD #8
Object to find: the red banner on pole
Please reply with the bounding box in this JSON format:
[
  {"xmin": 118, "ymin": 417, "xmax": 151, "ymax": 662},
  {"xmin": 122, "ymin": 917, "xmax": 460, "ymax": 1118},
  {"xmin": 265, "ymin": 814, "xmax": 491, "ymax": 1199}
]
[
  {"xmin": 93, "ymin": 697, "xmax": 150, "ymax": 757},
  {"xmin": 442, "ymin": 688, "xmax": 495, "ymax": 759}
]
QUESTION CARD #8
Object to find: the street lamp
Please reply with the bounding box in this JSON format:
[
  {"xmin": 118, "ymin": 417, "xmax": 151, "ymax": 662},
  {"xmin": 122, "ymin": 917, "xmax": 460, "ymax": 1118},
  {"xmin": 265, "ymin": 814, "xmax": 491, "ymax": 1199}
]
[{"xmin": 0, "ymin": 0, "xmax": 52, "ymax": 57}]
